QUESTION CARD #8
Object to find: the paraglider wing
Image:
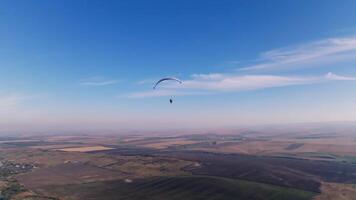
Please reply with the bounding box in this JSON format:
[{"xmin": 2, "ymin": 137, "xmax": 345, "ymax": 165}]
[{"xmin": 153, "ymin": 77, "xmax": 182, "ymax": 89}]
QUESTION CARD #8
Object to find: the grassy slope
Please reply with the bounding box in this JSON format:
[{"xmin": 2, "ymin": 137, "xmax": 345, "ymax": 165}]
[{"xmin": 42, "ymin": 176, "xmax": 316, "ymax": 200}]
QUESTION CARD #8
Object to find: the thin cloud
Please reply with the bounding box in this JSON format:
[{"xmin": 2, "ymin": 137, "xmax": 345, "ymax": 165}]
[
  {"xmin": 80, "ymin": 77, "xmax": 119, "ymax": 86},
  {"xmin": 181, "ymin": 74, "xmax": 316, "ymax": 91},
  {"xmin": 191, "ymin": 73, "xmax": 226, "ymax": 81},
  {"xmin": 325, "ymin": 72, "xmax": 356, "ymax": 81},
  {"xmin": 0, "ymin": 93, "xmax": 34, "ymax": 110},
  {"xmin": 126, "ymin": 72, "xmax": 356, "ymax": 98},
  {"xmin": 136, "ymin": 79, "xmax": 156, "ymax": 85},
  {"xmin": 126, "ymin": 36, "xmax": 356, "ymax": 98},
  {"xmin": 0, "ymin": 95, "xmax": 23, "ymax": 107},
  {"xmin": 241, "ymin": 36, "xmax": 356, "ymax": 71},
  {"xmin": 125, "ymin": 90, "xmax": 203, "ymax": 98}
]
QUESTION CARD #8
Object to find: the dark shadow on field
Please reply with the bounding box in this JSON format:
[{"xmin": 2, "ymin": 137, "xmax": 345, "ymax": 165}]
[
  {"xmin": 97, "ymin": 148, "xmax": 356, "ymax": 193},
  {"xmin": 40, "ymin": 176, "xmax": 316, "ymax": 200}
]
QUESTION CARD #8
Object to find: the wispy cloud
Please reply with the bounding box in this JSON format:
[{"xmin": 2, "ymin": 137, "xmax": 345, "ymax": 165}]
[
  {"xmin": 241, "ymin": 36, "xmax": 356, "ymax": 71},
  {"xmin": 80, "ymin": 77, "xmax": 119, "ymax": 86},
  {"xmin": 126, "ymin": 36, "xmax": 356, "ymax": 98},
  {"xmin": 125, "ymin": 72, "xmax": 356, "ymax": 98},
  {"xmin": 125, "ymin": 90, "xmax": 203, "ymax": 98},
  {"xmin": 136, "ymin": 79, "xmax": 156, "ymax": 85},
  {"xmin": 181, "ymin": 73, "xmax": 317, "ymax": 91},
  {"xmin": 0, "ymin": 93, "xmax": 33, "ymax": 110},
  {"xmin": 325, "ymin": 72, "xmax": 356, "ymax": 81},
  {"xmin": 0, "ymin": 95, "xmax": 23, "ymax": 107}
]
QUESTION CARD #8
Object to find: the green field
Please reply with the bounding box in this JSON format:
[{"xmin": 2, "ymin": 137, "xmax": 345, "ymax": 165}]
[{"xmin": 42, "ymin": 176, "xmax": 316, "ymax": 200}]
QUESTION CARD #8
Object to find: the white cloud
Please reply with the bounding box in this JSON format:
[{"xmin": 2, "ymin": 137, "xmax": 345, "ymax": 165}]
[
  {"xmin": 325, "ymin": 72, "xmax": 356, "ymax": 81},
  {"xmin": 241, "ymin": 36, "xmax": 356, "ymax": 71},
  {"xmin": 80, "ymin": 77, "xmax": 118, "ymax": 86},
  {"xmin": 126, "ymin": 72, "xmax": 356, "ymax": 98},
  {"xmin": 181, "ymin": 74, "xmax": 315, "ymax": 91},
  {"xmin": 191, "ymin": 73, "xmax": 226, "ymax": 81},
  {"xmin": 126, "ymin": 36, "xmax": 356, "ymax": 98}
]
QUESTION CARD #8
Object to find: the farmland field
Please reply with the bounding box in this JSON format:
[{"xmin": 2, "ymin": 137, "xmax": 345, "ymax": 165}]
[
  {"xmin": 1, "ymin": 131, "xmax": 356, "ymax": 200},
  {"xmin": 39, "ymin": 176, "xmax": 316, "ymax": 200},
  {"xmin": 57, "ymin": 146, "xmax": 114, "ymax": 152}
]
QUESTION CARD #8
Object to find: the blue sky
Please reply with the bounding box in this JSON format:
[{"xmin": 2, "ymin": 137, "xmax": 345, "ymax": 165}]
[{"xmin": 1, "ymin": 0, "xmax": 356, "ymax": 132}]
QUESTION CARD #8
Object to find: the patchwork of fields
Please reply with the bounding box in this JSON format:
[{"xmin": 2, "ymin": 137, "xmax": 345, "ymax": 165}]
[{"xmin": 1, "ymin": 132, "xmax": 356, "ymax": 200}]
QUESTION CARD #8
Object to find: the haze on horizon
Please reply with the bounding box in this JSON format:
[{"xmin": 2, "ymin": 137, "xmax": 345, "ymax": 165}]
[{"xmin": 1, "ymin": 0, "xmax": 356, "ymax": 133}]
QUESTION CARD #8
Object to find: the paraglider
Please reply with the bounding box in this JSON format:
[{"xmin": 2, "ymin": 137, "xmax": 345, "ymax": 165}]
[
  {"xmin": 153, "ymin": 77, "xmax": 182, "ymax": 89},
  {"xmin": 153, "ymin": 77, "xmax": 182, "ymax": 104}
]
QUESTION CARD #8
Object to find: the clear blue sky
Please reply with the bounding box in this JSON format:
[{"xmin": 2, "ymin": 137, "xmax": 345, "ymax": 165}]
[{"xmin": 1, "ymin": 0, "xmax": 356, "ymax": 132}]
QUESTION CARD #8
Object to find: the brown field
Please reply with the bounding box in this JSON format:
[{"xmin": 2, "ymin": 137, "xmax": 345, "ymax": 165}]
[
  {"xmin": 57, "ymin": 146, "xmax": 114, "ymax": 152},
  {"xmin": 104, "ymin": 133, "xmax": 356, "ymax": 160},
  {"xmin": 2, "ymin": 132, "xmax": 356, "ymax": 200},
  {"xmin": 104, "ymin": 156, "xmax": 192, "ymax": 178},
  {"xmin": 16, "ymin": 163, "xmax": 124, "ymax": 189},
  {"xmin": 191, "ymin": 138, "xmax": 356, "ymax": 158},
  {"xmin": 293, "ymin": 137, "xmax": 356, "ymax": 146},
  {"xmin": 0, "ymin": 139, "xmax": 41, "ymax": 143},
  {"xmin": 46, "ymin": 135, "xmax": 123, "ymax": 146},
  {"xmin": 46, "ymin": 135, "xmax": 103, "ymax": 142},
  {"xmin": 142, "ymin": 140, "xmax": 200, "ymax": 149},
  {"xmin": 117, "ymin": 137, "xmax": 202, "ymax": 149},
  {"xmin": 120, "ymin": 136, "xmax": 146, "ymax": 142},
  {"xmin": 30, "ymin": 144, "xmax": 88, "ymax": 150},
  {"xmin": 0, "ymin": 149, "xmax": 118, "ymax": 167},
  {"xmin": 314, "ymin": 182, "xmax": 356, "ymax": 200},
  {"xmin": 1, "ymin": 147, "xmax": 193, "ymax": 195}
]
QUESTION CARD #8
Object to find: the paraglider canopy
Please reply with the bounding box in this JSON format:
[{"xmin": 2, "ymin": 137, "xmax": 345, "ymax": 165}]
[
  {"xmin": 153, "ymin": 77, "xmax": 182, "ymax": 89},
  {"xmin": 153, "ymin": 77, "xmax": 182, "ymax": 104}
]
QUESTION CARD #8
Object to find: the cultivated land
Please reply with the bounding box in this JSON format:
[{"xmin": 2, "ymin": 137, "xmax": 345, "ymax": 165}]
[
  {"xmin": 57, "ymin": 146, "xmax": 114, "ymax": 152},
  {"xmin": 41, "ymin": 176, "xmax": 316, "ymax": 200},
  {"xmin": 1, "ymin": 126, "xmax": 356, "ymax": 200}
]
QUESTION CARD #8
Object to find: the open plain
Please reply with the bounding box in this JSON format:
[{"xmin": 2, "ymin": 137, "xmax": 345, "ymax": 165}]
[{"xmin": 1, "ymin": 128, "xmax": 356, "ymax": 200}]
